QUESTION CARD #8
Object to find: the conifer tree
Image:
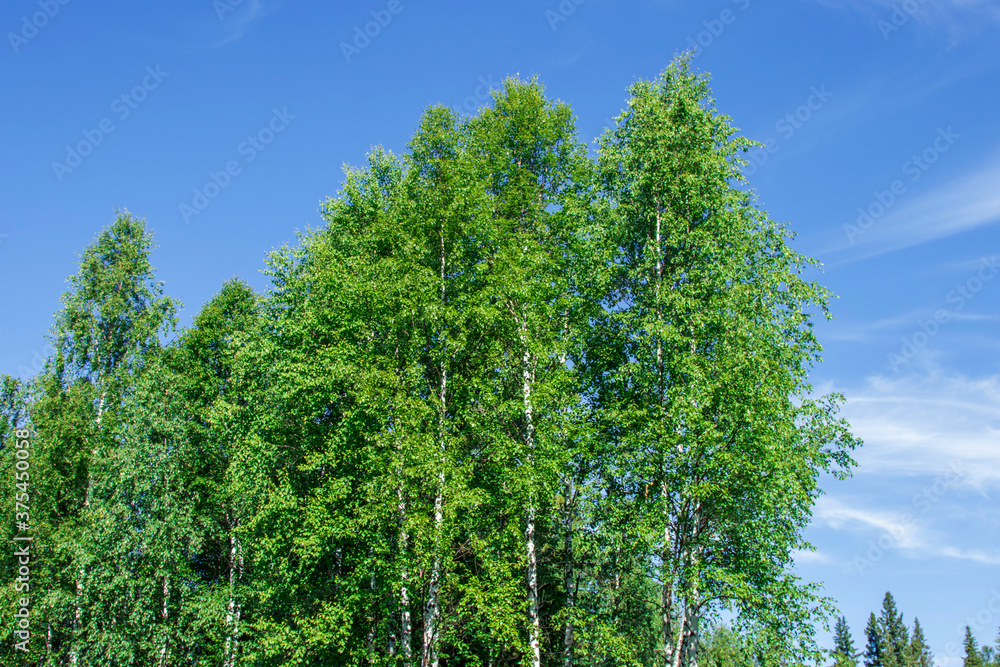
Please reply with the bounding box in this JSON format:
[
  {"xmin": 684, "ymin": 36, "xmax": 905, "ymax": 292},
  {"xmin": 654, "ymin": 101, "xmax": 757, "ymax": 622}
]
[
  {"xmin": 903, "ymin": 618, "xmax": 933, "ymax": 667},
  {"xmin": 981, "ymin": 628, "xmax": 1000, "ymax": 667},
  {"xmin": 865, "ymin": 613, "xmax": 883, "ymax": 667},
  {"xmin": 833, "ymin": 615, "xmax": 860, "ymax": 667},
  {"xmin": 879, "ymin": 592, "xmax": 909, "ymax": 667},
  {"xmin": 965, "ymin": 626, "xmax": 984, "ymax": 667}
]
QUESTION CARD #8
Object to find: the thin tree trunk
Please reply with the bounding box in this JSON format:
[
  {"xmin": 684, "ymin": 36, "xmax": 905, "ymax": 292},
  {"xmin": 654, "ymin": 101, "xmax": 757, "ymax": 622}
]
[
  {"xmin": 398, "ymin": 484, "xmax": 413, "ymax": 667},
  {"xmin": 662, "ymin": 499, "xmax": 675, "ymax": 667},
  {"xmin": 160, "ymin": 434, "xmax": 172, "ymax": 667},
  {"xmin": 224, "ymin": 518, "xmax": 242, "ymax": 667},
  {"xmin": 527, "ymin": 502, "xmax": 541, "ymax": 667},
  {"xmin": 71, "ymin": 389, "xmax": 105, "ymax": 666},
  {"xmin": 422, "ymin": 396, "xmax": 444, "ymax": 667},
  {"xmin": 671, "ymin": 610, "xmax": 687, "ymax": 667},
  {"xmin": 399, "ymin": 540, "xmax": 413, "ymax": 664},
  {"xmin": 158, "ymin": 575, "xmax": 170, "ymax": 667},
  {"xmin": 422, "ymin": 226, "xmax": 447, "ymax": 667},
  {"xmin": 675, "ymin": 580, "xmax": 700, "ymax": 667},
  {"xmin": 670, "ymin": 501, "xmax": 703, "ymax": 667},
  {"xmin": 684, "ymin": 505, "xmax": 703, "ymax": 667},
  {"xmin": 367, "ymin": 567, "xmax": 377, "ymax": 654},
  {"xmin": 521, "ymin": 320, "xmax": 541, "ymax": 667},
  {"xmin": 392, "ymin": 341, "xmax": 414, "ymax": 667},
  {"xmin": 562, "ymin": 478, "xmax": 576, "ymax": 667},
  {"xmin": 559, "ymin": 321, "xmax": 575, "ymax": 667},
  {"xmin": 655, "ymin": 206, "xmax": 678, "ymax": 667}
]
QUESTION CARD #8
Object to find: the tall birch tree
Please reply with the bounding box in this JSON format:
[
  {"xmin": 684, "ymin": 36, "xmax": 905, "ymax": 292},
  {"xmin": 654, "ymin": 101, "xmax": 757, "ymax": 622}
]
[{"xmin": 595, "ymin": 55, "xmax": 859, "ymax": 667}]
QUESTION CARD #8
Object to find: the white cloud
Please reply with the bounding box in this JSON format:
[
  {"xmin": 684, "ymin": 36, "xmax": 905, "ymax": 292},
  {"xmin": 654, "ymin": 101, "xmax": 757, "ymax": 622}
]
[
  {"xmin": 813, "ymin": 0, "xmax": 1000, "ymax": 41},
  {"xmin": 792, "ymin": 548, "xmax": 833, "ymax": 564},
  {"xmin": 815, "ymin": 496, "xmax": 930, "ymax": 550},
  {"xmin": 826, "ymin": 161, "xmax": 1000, "ymax": 265},
  {"xmin": 938, "ymin": 546, "xmax": 1000, "ymax": 565},
  {"xmin": 211, "ymin": 0, "xmax": 267, "ymax": 48},
  {"xmin": 841, "ymin": 369, "xmax": 1000, "ymax": 485},
  {"xmin": 814, "ymin": 494, "xmax": 1000, "ymax": 565},
  {"xmin": 806, "ymin": 368, "xmax": 1000, "ymax": 568}
]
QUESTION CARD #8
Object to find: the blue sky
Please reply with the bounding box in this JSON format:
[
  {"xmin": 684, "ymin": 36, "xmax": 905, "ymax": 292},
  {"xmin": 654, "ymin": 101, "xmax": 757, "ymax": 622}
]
[{"xmin": 2, "ymin": 0, "xmax": 998, "ymax": 662}]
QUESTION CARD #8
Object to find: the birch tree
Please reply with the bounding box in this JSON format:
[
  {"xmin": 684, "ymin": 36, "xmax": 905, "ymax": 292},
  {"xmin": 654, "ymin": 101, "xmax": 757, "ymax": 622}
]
[
  {"xmin": 595, "ymin": 55, "xmax": 859, "ymax": 667},
  {"xmin": 463, "ymin": 76, "xmax": 596, "ymax": 667}
]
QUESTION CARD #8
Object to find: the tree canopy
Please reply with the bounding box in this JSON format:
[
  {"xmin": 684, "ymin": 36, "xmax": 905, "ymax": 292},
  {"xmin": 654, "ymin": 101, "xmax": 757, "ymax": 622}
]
[{"xmin": 0, "ymin": 56, "xmax": 864, "ymax": 667}]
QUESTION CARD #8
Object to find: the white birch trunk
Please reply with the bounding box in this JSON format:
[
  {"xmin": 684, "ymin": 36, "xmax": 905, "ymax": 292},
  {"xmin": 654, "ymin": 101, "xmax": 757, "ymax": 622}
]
[
  {"xmin": 224, "ymin": 520, "xmax": 243, "ymax": 667},
  {"xmin": 671, "ymin": 610, "xmax": 687, "ymax": 667},
  {"xmin": 562, "ymin": 478, "xmax": 575, "ymax": 667},
  {"xmin": 560, "ymin": 321, "xmax": 574, "ymax": 667},
  {"xmin": 521, "ymin": 321, "xmax": 541, "ymax": 667},
  {"xmin": 71, "ymin": 389, "xmax": 105, "ymax": 666},
  {"xmin": 655, "ymin": 207, "xmax": 678, "ymax": 667},
  {"xmin": 398, "ymin": 485, "xmax": 413, "ymax": 667},
  {"xmin": 422, "ymin": 227, "xmax": 447, "ymax": 667},
  {"xmin": 662, "ymin": 493, "xmax": 675, "ymax": 667},
  {"xmin": 393, "ymin": 344, "xmax": 414, "ymax": 667},
  {"xmin": 158, "ymin": 575, "xmax": 170, "ymax": 667},
  {"xmin": 422, "ymin": 391, "xmax": 444, "ymax": 667}
]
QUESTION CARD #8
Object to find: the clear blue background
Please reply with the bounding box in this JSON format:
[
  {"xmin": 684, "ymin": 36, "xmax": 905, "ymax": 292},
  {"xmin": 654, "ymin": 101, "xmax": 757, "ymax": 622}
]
[{"xmin": 2, "ymin": 1, "xmax": 999, "ymax": 662}]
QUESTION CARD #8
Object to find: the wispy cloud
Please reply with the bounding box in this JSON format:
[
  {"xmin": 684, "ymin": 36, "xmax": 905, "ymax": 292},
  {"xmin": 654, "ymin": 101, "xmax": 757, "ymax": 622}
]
[
  {"xmin": 792, "ymin": 548, "xmax": 833, "ymax": 564},
  {"xmin": 211, "ymin": 0, "xmax": 267, "ymax": 48},
  {"xmin": 815, "ymin": 497, "xmax": 929, "ymax": 550},
  {"xmin": 840, "ymin": 369, "xmax": 1000, "ymax": 484},
  {"xmin": 824, "ymin": 160, "xmax": 1000, "ymax": 265},
  {"xmin": 822, "ymin": 297, "xmax": 1000, "ymax": 344},
  {"xmin": 823, "ymin": 310, "xmax": 937, "ymax": 342},
  {"xmin": 938, "ymin": 545, "xmax": 1000, "ymax": 565},
  {"xmin": 814, "ymin": 495, "xmax": 1000, "ymax": 564},
  {"xmin": 813, "ymin": 0, "xmax": 1000, "ymax": 42}
]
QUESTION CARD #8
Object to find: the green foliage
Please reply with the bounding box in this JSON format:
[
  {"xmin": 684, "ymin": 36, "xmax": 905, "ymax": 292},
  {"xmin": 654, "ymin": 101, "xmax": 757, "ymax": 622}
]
[
  {"xmin": 864, "ymin": 613, "xmax": 882, "ymax": 667},
  {"xmin": 592, "ymin": 54, "xmax": 859, "ymax": 667},
  {"xmin": 966, "ymin": 626, "xmax": 984, "ymax": 667},
  {"xmin": 903, "ymin": 618, "xmax": 932, "ymax": 667},
  {"xmin": 1, "ymin": 58, "xmax": 864, "ymax": 667},
  {"xmin": 833, "ymin": 616, "xmax": 859, "ymax": 667},
  {"xmin": 878, "ymin": 592, "xmax": 909, "ymax": 667},
  {"xmin": 699, "ymin": 624, "xmax": 752, "ymax": 667},
  {"xmin": 856, "ymin": 594, "xmax": 934, "ymax": 667}
]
